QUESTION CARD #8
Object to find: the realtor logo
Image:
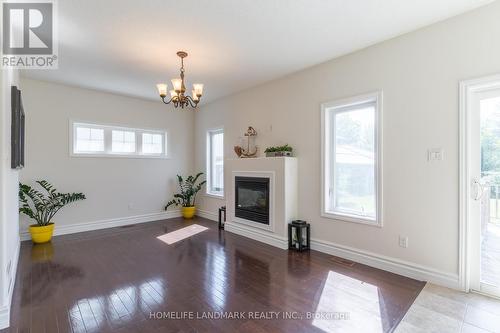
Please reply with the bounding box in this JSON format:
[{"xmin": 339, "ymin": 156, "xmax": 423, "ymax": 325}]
[{"xmin": 1, "ymin": 0, "xmax": 58, "ymax": 69}]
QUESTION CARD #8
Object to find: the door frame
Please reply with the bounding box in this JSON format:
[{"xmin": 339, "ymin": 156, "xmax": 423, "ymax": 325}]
[{"xmin": 459, "ymin": 73, "xmax": 500, "ymax": 292}]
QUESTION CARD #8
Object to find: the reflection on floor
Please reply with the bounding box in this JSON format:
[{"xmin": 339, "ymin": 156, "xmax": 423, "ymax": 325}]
[
  {"xmin": 396, "ymin": 284, "xmax": 500, "ymax": 332},
  {"xmin": 482, "ymin": 223, "xmax": 500, "ymax": 287},
  {"xmin": 2, "ymin": 217, "xmax": 424, "ymax": 333}
]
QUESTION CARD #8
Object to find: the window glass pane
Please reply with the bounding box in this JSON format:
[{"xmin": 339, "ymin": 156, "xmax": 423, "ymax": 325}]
[
  {"xmin": 330, "ymin": 105, "xmax": 376, "ymax": 218},
  {"xmin": 142, "ymin": 133, "xmax": 163, "ymax": 154},
  {"xmin": 209, "ymin": 131, "xmax": 224, "ymax": 194},
  {"xmin": 112, "ymin": 130, "xmax": 136, "ymax": 153},
  {"xmin": 75, "ymin": 127, "xmax": 104, "ymax": 152}
]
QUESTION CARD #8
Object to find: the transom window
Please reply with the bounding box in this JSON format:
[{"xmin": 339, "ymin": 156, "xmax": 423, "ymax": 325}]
[
  {"xmin": 321, "ymin": 92, "xmax": 382, "ymax": 226},
  {"xmin": 75, "ymin": 127, "xmax": 104, "ymax": 153},
  {"xmin": 71, "ymin": 121, "xmax": 167, "ymax": 158},
  {"xmin": 112, "ymin": 130, "xmax": 136, "ymax": 153},
  {"xmin": 207, "ymin": 128, "xmax": 224, "ymax": 196}
]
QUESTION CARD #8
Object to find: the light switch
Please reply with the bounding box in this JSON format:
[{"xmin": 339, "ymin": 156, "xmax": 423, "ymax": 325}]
[{"xmin": 428, "ymin": 148, "xmax": 443, "ymax": 161}]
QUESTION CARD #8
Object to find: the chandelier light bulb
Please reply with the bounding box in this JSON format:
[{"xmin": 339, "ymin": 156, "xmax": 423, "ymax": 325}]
[
  {"xmin": 193, "ymin": 83, "xmax": 204, "ymax": 96},
  {"xmin": 171, "ymin": 78, "xmax": 182, "ymax": 93},
  {"xmin": 156, "ymin": 83, "xmax": 168, "ymax": 97}
]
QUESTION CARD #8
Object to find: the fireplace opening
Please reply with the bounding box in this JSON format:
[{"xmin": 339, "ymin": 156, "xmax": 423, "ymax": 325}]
[{"xmin": 235, "ymin": 176, "xmax": 270, "ymax": 225}]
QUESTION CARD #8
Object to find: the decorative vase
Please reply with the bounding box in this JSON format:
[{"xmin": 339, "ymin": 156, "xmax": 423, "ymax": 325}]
[
  {"xmin": 182, "ymin": 206, "xmax": 196, "ymax": 219},
  {"xmin": 29, "ymin": 223, "xmax": 54, "ymax": 244}
]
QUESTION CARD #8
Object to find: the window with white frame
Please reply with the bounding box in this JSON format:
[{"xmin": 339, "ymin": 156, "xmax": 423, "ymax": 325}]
[
  {"xmin": 71, "ymin": 121, "xmax": 167, "ymax": 158},
  {"xmin": 207, "ymin": 128, "xmax": 224, "ymax": 196},
  {"xmin": 321, "ymin": 92, "xmax": 382, "ymax": 225},
  {"xmin": 75, "ymin": 126, "xmax": 104, "ymax": 153},
  {"xmin": 142, "ymin": 133, "xmax": 163, "ymax": 154},
  {"xmin": 112, "ymin": 130, "xmax": 136, "ymax": 153}
]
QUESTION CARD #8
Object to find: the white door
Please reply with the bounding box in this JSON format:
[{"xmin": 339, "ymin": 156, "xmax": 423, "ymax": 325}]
[{"xmin": 468, "ymin": 81, "xmax": 500, "ymax": 297}]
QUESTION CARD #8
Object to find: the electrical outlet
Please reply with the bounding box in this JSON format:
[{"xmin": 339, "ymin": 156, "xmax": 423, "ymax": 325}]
[
  {"xmin": 428, "ymin": 148, "xmax": 444, "ymax": 161},
  {"xmin": 128, "ymin": 203, "xmax": 134, "ymax": 210},
  {"xmin": 399, "ymin": 236, "xmax": 408, "ymax": 248}
]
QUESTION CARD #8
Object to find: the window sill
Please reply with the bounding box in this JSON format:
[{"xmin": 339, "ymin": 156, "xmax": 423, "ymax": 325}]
[
  {"xmin": 70, "ymin": 153, "xmax": 170, "ymax": 159},
  {"xmin": 205, "ymin": 193, "xmax": 225, "ymax": 200},
  {"xmin": 321, "ymin": 211, "xmax": 382, "ymax": 227}
]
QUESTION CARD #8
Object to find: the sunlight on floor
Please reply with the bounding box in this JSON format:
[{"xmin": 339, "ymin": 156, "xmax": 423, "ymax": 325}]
[
  {"xmin": 157, "ymin": 224, "xmax": 208, "ymax": 244},
  {"xmin": 313, "ymin": 271, "xmax": 384, "ymax": 333}
]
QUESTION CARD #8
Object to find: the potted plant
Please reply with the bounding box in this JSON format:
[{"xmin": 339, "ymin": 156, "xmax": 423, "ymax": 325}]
[
  {"xmin": 19, "ymin": 180, "xmax": 86, "ymax": 244},
  {"xmin": 165, "ymin": 172, "xmax": 206, "ymax": 219},
  {"xmin": 264, "ymin": 144, "xmax": 293, "ymax": 157}
]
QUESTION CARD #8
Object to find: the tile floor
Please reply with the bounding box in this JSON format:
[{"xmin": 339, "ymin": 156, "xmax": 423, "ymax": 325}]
[{"xmin": 396, "ymin": 284, "xmax": 500, "ymax": 332}]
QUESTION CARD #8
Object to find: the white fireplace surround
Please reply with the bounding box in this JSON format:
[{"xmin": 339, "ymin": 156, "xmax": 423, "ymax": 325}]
[
  {"xmin": 224, "ymin": 157, "xmax": 298, "ymax": 250},
  {"xmin": 232, "ymin": 171, "xmax": 275, "ymax": 232}
]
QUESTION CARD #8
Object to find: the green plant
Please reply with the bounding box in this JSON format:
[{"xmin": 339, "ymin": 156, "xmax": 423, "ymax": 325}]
[
  {"xmin": 19, "ymin": 180, "xmax": 86, "ymax": 226},
  {"xmin": 264, "ymin": 144, "xmax": 293, "ymax": 153},
  {"xmin": 165, "ymin": 172, "xmax": 206, "ymax": 209}
]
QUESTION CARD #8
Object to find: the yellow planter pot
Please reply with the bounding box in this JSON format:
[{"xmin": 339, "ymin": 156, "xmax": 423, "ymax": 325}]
[
  {"xmin": 182, "ymin": 206, "xmax": 196, "ymax": 219},
  {"xmin": 29, "ymin": 223, "xmax": 54, "ymax": 244}
]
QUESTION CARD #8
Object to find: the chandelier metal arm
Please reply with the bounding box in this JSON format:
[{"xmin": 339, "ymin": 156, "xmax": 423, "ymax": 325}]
[
  {"xmin": 160, "ymin": 96, "xmax": 172, "ymax": 105},
  {"xmin": 185, "ymin": 95, "xmax": 199, "ymax": 108}
]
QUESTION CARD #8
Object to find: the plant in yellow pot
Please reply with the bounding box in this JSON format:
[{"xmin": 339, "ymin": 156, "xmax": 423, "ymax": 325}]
[
  {"xmin": 165, "ymin": 173, "xmax": 206, "ymax": 219},
  {"xmin": 19, "ymin": 180, "xmax": 86, "ymax": 244}
]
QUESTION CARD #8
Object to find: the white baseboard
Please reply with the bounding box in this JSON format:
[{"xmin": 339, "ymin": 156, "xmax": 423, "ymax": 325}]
[
  {"xmin": 20, "ymin": 210, "xmax": 182, "ymax": 241},
  {"xmin": 311, "ymin": 238, "xmax": 459, "ymax": 289},
  {"xmin": 225, "ymin": 222, "xmax": 288, "ymax": 250},
  {"xmin": 199, "ymin": 207, "xmax": 459, "ymax": 289},
  {"xmin": 196, "ymin": 209, "xmax": 218, "ymax": 222},
  {"xmin": 0, "ymin": 239, "xmax": 20, "ymax": 330}
]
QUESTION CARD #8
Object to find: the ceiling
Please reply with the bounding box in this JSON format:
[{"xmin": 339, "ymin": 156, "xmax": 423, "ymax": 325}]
[{"xmin": 22, "ymin": 0, "xmax": 494, "ymax": 103}]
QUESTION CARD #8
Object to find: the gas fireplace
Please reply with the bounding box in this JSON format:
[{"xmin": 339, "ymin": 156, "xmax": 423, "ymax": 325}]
[{"xmin": 235, "ymin": 176, "xmax": 270, "ymax": 225}]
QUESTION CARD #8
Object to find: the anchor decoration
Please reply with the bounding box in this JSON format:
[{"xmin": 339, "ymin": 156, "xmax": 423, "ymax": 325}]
[{"xmin": 234, "ymin": 126, "xmax": 258, "ymax": 158}]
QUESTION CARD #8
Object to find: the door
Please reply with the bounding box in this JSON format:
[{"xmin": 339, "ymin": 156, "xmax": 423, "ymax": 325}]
[{"xmin": 469, "ymin": 84, "xmax": 500, "ymax": 297}]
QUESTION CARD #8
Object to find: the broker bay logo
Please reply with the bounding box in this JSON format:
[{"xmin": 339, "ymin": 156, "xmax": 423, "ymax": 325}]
[{"xmin": 1, "ymin": 0, "xmax": 58, "ymax": 69}]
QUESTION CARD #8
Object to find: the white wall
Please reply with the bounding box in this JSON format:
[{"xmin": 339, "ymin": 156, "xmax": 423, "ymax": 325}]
[
  {"xmin": 195, "ymin": 1, "xmax": 500, "ymax": 281},
  {"xmin": 19, "ymin": 78, "xmax": 194, "ymax": 231},
  {"xmin": 0, "ymin": 67, "xmax": 20, "ymax": 329}
]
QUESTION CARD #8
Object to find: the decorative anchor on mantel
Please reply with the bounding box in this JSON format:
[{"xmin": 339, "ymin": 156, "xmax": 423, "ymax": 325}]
[{"xmin": 234, "ymin": 126, "xmax": 258, "ymax": 158}]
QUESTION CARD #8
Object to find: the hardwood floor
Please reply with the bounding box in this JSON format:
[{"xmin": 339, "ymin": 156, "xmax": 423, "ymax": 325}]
[{"xmin": 2, "ymin": 217, "xmax": 425, "ymax": 333}]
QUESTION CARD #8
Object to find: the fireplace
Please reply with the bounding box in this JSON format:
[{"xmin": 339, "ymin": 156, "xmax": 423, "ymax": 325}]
[{"xmin": 235, "ymin": 176, "xmax": 270, "ymax": 225}]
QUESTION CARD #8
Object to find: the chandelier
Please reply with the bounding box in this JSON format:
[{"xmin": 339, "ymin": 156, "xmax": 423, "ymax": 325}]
[{"xmin": 156, "ymin": 51, "xmax": 204, "ymax": 109}]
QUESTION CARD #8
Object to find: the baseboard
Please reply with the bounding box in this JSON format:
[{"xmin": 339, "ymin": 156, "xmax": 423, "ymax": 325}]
[
  {"xmin": 196, "ymin": 209, "xmax": 218, "ymax": 222},
  {"xmin": 311, "ymin": 238, "xmax": 460, "ymax": 289},
  {"xmin": 0, "ymin": 239, "xmax": 20, "ymax": 330},
  {"xmin": 225, "ymin": 222, "xmax": 288, "ymax": 250},
  {"xmin": 20, "ymin": 210, "xmax": 182, "ymax": 241}
]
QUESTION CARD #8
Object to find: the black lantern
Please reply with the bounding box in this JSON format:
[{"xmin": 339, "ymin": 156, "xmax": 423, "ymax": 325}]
[{"xmin": 288, "ymin": 220, "xmax": 310, "ymax": 251}]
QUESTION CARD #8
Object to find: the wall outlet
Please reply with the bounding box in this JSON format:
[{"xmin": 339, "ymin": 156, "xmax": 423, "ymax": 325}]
[
  {"xmin": 128, "ymin": 203, "xmax": 134, "ymax": 210},
  {"xmin": 399, "ymin": 236, "xmax": 408, "ymax": 248},
  {"xmin": 428, "ymin": 148, "xmax": 443, "ymax": 161}
]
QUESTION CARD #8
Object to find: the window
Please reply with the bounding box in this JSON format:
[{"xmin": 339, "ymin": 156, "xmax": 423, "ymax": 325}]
[
  {"xmin": 112, "ymin": 130, "xmax": 136, "ymax": 153},
  {"xmin": 142, "ymin": 133, "xmax": 163, "ymax": 154},
  {"xmin": 75, "ymin": 126, "xmax": 104, "ymax": 153},
  {"xmin": 321, "ymin": 92, "xmax": 382, "ymax": 225},
  {"xmin": 207, "ymin": 128, "xmax": 224, "ymax": 196},
  {"xmin": 71, "ymin": 121, "xmax": 167, "ymax": 158}
]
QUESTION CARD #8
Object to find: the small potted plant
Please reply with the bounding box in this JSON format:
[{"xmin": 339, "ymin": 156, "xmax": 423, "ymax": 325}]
[
  {"xmin": 19, "ymin": 180, "xmax": 86, "ymax": 244},
  {"xmin": 264, "ymin": 144, "xmax": 293, "ymax": 157},
  {"xmin": 165, "ymin": 173, "xmax": 206, "ymax": 219}
]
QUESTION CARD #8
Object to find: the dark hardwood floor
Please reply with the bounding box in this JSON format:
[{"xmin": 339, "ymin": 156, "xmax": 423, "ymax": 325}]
[{"xmin": 2, "ymin": 217, "xmax": 425, "ymax": 333}]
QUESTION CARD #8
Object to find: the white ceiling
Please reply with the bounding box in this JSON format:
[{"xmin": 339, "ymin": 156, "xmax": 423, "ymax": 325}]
[{"xmin": 22, "ymin": 0, "xmax": 494, "ymax": 103}]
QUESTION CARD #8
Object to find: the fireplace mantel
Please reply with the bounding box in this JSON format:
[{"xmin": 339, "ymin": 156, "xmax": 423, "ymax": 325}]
[{"xmin": 224, "ymin": 157, "xmax": 298, "ymax": 249}]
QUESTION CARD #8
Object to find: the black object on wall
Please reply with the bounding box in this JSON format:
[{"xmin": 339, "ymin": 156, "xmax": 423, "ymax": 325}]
[{"xmin": 11, "ymin": 86, "xmax": 25, "ymax": 169}]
